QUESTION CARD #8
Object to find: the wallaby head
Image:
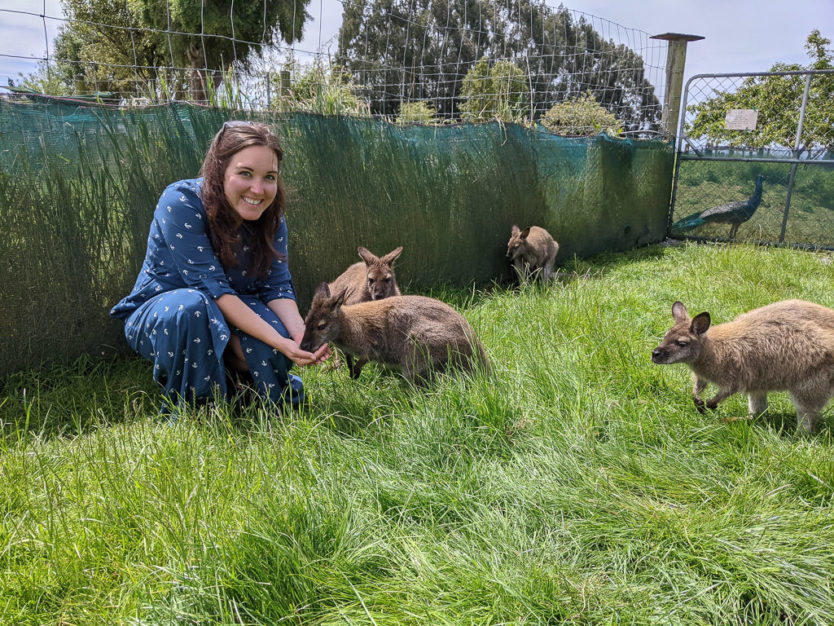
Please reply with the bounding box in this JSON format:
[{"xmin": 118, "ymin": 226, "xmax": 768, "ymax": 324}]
[
  {"xmin": 651, "ymin": 301, "xmax": 712, "ymax": 365},
  {"xmin": 358, "ymin": 246, "xmax": 403, "ymax": 300},
  {"xmin": 506, "ymin": 225, "xmax": 532, "ymax": 262},
  {"xmin": 300, "ymin": 283, "xmax": 345, "ymax": 353}
]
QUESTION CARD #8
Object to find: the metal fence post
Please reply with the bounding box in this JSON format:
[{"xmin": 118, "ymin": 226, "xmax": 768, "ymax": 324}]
[
  {"xmin": 779, "ymin": 73, "xmax": 813, "ymax": 243},
  {"xmin": 266, "ymin": 72, "xmax": 271, "ymax": 110},
  {"xmin": 651, "ymin": 33, "xmax": 704, "ymax": 141}
]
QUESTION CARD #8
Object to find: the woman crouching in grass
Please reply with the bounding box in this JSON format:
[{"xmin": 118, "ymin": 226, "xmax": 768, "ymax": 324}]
[{"xmin": 110, "ymin": 121, "xmax": 330, "ymax": 415}]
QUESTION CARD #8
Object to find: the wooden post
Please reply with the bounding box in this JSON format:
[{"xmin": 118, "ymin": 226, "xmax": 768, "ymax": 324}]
[{"xmin": 650, "ymin": 33, "xmax": 704, "ymax": 140}]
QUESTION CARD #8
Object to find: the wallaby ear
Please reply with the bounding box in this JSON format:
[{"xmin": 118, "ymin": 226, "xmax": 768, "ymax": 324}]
[
  {"xmin": 357, "ymin": 246, "xmax": 378, "ymax": 266},
  {"xmin": 520, "ymin": 227, "xmax": 531, "ymax": 239},
  {"xmin": 381, "ymin": 246, "xmax": 403, "ymax": 266},
  {"xmin": 314, "ymin": 282, "xmax": 331, "ymax": 299},
  {"xmin": 332, "ymin": 289, "xmax": 346, "ymax": 309},
  {"xmin": 691, "ymin": 312, "xmax": 711, "ymax": 335},
  {"xmin": 671, "ymin": 301, "xmax": 688, "ymax": 321},
  {"xmin": 511, "ymin": 224, "xmax": 520, "ymax": 236}
]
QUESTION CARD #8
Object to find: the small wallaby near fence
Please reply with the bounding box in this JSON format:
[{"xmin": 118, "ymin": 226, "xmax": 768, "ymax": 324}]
[
  {"xmin": 669, "ymin": 69, "xmax": 834, "ymax": 248},
  {"xmin": 0, "ymin": 99, "xmax": 674, "ymax": 378}
]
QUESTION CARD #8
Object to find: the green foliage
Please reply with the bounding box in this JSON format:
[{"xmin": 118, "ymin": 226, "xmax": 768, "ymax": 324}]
[
  {"xmin": 4, "ymin": 245, "xmax": 834, "ymax": 623},
  {"xmin": 273, "ymin": 61, "xmax": 370, "ymax": 116},
  {"xmin": 14, "ymin": 65, "xmax": 74, "ymax": 97},
  {"xmin": 686, "ymin": 30, "xmax": 834, "ymax": 151},
  {"xmin": 337, "ymin": 0, "xmax": 660, "ymax": 129},
  {"xmin": 396, "ymin": 100, "xmax": 440, "ymax": 125},
  {"xmin": 203, "ymin": 66, "xmax": 245, "ymax": 110},
  {"xmin": 458, "ymin": 58, "xmax": 529, "ymax": 123},
  {"xmin": 45, "ymin": 0, "xmax": 151, "ymax": 99},
  {"xmin": 540, "ymin": 90, "xmax": 623, "ymax": 136},
  {"xmin": 39, "ymin": 0, "xmax": 311, "ymax": 100}
]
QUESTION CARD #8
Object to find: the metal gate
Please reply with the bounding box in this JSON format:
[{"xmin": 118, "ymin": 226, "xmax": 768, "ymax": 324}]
[{"xmin": 668, "ymin": 69, "xmax": 834, "ymax": 248}]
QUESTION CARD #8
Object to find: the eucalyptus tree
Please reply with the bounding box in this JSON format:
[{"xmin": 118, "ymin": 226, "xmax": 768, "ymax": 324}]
[{"xmin": 336, "ymin": 0, "xmax": 660, "ymax": 131}]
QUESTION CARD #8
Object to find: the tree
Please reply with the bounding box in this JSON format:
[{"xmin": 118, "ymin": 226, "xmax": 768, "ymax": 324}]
[
  {"xmin": 42, "ymin": 0, "xmax": 163, "ymax": 100},
  {"xmin": 130, "ymin": 0, "xmax": 311, "ymax": 100},
  {"xmin": 41, "ymin": 0, "xmax": 311, "ymax": 100},
  {"xmin": 685, "ymin": 30, "xmax": 834, "ymax": 155},
  {"xmin": 336, "ymin": 0, "xmax": 660, "ymax": 131}
]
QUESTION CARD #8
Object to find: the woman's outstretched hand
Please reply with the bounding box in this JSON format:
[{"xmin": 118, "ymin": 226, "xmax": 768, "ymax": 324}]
[{"xmin": 281, "ymin": 338, "xmax": 330, "ymax": 366}]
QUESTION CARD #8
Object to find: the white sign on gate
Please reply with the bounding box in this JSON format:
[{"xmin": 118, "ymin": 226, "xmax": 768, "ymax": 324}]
[{"xmin": 724, "ymin": 109, "xmax": 758, "ymax": 130}]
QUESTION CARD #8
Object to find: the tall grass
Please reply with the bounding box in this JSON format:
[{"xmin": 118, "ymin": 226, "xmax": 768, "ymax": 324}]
[{"xmin": 3, "ymin": 242, "xmax": 834, "ymax": 624}]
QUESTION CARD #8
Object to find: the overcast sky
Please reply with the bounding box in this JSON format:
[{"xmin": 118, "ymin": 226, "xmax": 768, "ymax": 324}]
[{"xmin": 1, "ymin": 0, "xmax": 831, "ymax": 89}]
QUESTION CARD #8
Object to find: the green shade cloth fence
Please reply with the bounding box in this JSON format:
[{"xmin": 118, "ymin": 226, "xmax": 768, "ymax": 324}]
[{"xmin": 0, "ymin": 99, "xmax": 674, "ymax": 378}]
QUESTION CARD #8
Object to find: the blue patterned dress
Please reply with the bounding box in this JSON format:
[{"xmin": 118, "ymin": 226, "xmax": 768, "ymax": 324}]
[{"xmin": 111, "ymin": 178, "xmax": 303, "ymax": 411}]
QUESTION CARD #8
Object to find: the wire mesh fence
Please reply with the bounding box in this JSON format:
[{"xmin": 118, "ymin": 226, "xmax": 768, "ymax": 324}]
[
  {"xmin": 0, "ymin": 1, "xmax": 679, "ymax": 375},
  {"xmin": 670, "ymin": 70, "xmax": 834, "ymax": 248},
  {"xmin": 1, "ymin": 0, "xmax": 668, "ymax": 136}
]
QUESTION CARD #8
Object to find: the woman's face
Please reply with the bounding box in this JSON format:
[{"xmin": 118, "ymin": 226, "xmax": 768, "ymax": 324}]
[{"xmin": 222, "ymin": 145, "xmax": 280, "ymax": 221}]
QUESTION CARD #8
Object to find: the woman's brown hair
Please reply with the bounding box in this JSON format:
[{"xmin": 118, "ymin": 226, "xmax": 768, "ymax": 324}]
[{"xmin": 199, "ymin": 121, "xmax": 285, "ymax": 279}]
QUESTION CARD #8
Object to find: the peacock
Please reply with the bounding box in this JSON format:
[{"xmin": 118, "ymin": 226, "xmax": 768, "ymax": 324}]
[{"xmin": 672, "ymin": 174, "xmax": 765, "ymax": 239}]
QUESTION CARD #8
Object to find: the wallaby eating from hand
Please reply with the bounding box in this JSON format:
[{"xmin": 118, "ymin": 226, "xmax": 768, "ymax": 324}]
[
  {"xmin": 326, "ymin": 246, "xmax": 403, "ymax": 377},
  {"xmin": 301, "ymin": 283, "xmax": 490, "ymax": 383}
]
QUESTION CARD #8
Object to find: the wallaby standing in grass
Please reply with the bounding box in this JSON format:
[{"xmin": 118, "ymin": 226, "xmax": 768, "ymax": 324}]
[
  {"xmin": 506, "ymin": 225, "xmax": 559, "ymax": 282},
  {"xmin": 326, "ymin": 246, "xmax": 403, "ymax": 377},
  {"xmin": 651, "ymin": 300, "xmax": 834, "ymax": 432},
  {"xmin": 301, "ymin": 283, "xmax": 490, "ymax": 382}
]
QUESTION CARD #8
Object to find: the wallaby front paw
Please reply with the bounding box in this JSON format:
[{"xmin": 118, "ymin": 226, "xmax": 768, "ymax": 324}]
[{"xmin": 693, "ymin": 397, "xmax": 706, "ymax": 414}]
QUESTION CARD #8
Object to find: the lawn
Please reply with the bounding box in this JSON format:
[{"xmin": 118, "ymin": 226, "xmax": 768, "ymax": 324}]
[{"xmin": 2, "ymin": 242, "xmax": 834, "ymax": 624}]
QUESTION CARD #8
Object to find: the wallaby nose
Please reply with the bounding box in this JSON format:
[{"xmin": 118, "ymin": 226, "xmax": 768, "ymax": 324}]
[{"xmin": 651, "ymin": 348, "xmax": 663, "ymax": 363}]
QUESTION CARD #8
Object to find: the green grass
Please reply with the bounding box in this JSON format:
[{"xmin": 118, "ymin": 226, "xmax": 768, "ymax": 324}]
[{"xmin": 3, "ymin": 242, "xmax": 834, "ymax": 624}]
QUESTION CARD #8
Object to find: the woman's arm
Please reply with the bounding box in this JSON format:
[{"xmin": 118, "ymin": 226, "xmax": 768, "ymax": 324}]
[
  {"xmin": 216, "ymin": 293, "xmax": 324, "ymax": 366},
  {"xmin": 267, "ymin": 298, "xmax": 330, "ymax": 364},
  {"xmin": 266, "ymin": 298, "xmax": 305, "ymax": 342}
]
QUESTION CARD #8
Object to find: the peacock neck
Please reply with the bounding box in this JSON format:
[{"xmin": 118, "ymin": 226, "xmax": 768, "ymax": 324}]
[{"xmin": 750, "ymin": 177, "xmax": 763, "ymax": 204}]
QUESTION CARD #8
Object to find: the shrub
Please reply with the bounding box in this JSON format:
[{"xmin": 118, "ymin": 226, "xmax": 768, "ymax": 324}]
[
  {"xmin": 273, "ymin": 61, "xmax": 370, "ymax": 117},
  {"xmin": 540, "ymin": 90, "xmax": 622, "ymax": 136},
  {"xmin": 458, "ymin": 58, "xmax": 528, "ymax": 123},
  {"xmin": 396, "ymin": 101, "xmax": 439, "ymax": 125}
]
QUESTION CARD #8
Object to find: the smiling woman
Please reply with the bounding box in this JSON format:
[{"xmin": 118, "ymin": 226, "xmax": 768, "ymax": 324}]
[{"xmin": 109, "ymin": 121, "xmax": 330, "ymax": 415}]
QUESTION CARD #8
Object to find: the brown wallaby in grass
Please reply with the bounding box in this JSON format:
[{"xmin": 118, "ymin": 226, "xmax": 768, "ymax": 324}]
[
  {"xmin": 506, "ymin": 225, "xmax": 559, "ymax": 282},
  {"xmin": 652, "ymin": 300, "xmax": 834, "ymax": 432},
  {"xmin": 326, "ymin": 246, "xmax": 403, "ymax": 377},
  {"xmin": 300, "ymin": 283, "xmax": 490, "ymax": 382}
]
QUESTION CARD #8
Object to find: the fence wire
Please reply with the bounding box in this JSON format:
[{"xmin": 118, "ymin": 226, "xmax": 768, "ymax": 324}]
[
  {"xmin": 0, "ymin": 0, "xmax": 667, "ymax": 136},
  {"xmin": 670, "ymin": 70, "xmax": 834, "ymax": 248}
]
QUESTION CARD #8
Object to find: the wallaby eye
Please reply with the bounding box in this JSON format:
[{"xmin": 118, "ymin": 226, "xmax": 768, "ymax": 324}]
[
  {"xmin": 675, "ymin": 339, "xmax": 690, "ymax": 347},
  {"xmin": 367, "ymin": 278, "xmax": 375, "ymax": 284},
  {"xmin": 317, "ymin": 321, "xmax": 327, "ymax": 330}
]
